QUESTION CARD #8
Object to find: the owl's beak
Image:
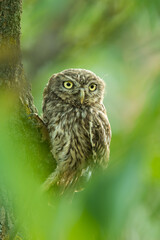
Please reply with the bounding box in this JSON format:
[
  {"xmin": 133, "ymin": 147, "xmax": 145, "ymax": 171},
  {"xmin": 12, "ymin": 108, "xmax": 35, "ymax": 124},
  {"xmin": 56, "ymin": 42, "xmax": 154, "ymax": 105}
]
[{"xmin": 80, "ymin": 88, "xmax": 85, "ymax": 104}]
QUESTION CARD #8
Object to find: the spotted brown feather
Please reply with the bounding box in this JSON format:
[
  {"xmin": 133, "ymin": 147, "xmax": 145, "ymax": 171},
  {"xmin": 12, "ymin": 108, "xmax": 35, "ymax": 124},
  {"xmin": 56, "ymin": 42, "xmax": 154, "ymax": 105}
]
[{"xmin": 42, "ymin": 68, "xmax": 111, "ymax": 190}]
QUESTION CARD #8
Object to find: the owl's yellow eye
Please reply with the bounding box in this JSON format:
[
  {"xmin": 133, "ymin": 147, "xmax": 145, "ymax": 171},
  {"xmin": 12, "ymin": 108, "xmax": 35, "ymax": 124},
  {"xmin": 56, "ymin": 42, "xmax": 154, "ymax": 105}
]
[
  {"xmin": 63, "ymin": 81, "xmax": 73, "ymax": 89},
  {"xmin": 89, "ymin": 83, "xmax": 97, "ymax": 91}
]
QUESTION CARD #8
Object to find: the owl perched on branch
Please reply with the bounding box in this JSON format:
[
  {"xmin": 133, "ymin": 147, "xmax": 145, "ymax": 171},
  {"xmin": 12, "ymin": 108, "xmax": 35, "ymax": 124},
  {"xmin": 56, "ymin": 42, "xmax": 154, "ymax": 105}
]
[{"xmin": 42, "ymin": 69, "xmax": 111, "ymax": 191}]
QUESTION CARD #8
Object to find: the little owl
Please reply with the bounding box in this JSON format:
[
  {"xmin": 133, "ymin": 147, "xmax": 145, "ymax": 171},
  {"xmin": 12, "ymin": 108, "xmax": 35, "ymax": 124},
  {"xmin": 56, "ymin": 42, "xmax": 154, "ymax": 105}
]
[{"xmin": 42, "ymin": 68, "xmax": 111, "ymax": 191}]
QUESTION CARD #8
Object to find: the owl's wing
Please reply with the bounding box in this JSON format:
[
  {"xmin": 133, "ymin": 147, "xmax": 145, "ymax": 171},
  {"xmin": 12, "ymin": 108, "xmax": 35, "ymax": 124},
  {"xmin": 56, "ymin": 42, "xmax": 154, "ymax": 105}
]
[{"xmin": 89, "ymin": 106, "xmax": 111, "ymax": 167}]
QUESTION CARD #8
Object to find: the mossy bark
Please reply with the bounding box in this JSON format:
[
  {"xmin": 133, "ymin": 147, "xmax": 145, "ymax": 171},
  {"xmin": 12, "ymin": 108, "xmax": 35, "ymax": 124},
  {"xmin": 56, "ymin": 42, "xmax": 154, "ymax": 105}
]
[{"xmin": 0, "ymin": 0, "xmax": 36, "ymax": 113}]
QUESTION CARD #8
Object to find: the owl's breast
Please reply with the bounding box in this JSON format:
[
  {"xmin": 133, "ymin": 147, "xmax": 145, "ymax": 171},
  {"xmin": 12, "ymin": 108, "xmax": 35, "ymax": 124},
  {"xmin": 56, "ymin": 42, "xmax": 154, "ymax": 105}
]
[{"xmin": 48, "ymin": 107, "xmax": 92, "ymax": 170}]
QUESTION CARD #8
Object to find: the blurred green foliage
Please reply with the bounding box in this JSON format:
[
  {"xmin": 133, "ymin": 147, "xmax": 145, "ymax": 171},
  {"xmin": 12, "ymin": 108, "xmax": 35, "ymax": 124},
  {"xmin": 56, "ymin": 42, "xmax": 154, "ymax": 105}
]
[{"xmin": 1, "ymin": 0, "xmax": 160, "ymax": 239}]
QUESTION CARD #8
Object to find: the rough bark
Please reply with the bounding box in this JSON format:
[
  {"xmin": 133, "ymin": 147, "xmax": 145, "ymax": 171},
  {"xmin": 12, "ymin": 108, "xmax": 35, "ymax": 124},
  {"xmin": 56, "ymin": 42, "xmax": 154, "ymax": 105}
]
[{"xmin": 0, "ymin": 1, "xmax": 56, "ymax": 239}]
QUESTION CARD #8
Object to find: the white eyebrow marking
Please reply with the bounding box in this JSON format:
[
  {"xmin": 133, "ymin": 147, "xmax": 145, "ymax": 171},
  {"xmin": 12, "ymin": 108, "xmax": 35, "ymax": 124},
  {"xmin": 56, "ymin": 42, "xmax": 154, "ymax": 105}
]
[
  {"xmin": 65, "ymin": 75, "xmax": 75, "ymax": 81},
  {"xmin": 60, "ymin": 73, "xmax": 75, "ymax": 81}
]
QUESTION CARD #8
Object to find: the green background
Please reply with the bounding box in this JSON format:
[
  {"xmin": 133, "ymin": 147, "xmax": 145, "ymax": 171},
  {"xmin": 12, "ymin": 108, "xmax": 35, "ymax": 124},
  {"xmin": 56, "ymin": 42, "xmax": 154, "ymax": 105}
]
[{"xmin": 0, "ymin": 0, "xmax": 160, "ymax": 239}]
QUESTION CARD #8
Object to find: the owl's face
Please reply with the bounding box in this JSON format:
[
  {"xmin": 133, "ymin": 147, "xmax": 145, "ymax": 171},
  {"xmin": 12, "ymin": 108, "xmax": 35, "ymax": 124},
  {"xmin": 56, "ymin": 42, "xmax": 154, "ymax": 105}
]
[{"xmin": 46, "ymin": 69, "xmax": 105, "ymax": 106}]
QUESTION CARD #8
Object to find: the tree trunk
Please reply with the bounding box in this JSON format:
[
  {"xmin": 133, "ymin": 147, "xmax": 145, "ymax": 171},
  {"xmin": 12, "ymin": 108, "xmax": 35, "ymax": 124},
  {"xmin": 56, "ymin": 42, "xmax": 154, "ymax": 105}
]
[
  {"xmin": 0, "ymin": 1, "xmax": 56, "ymax": 239},
  {"xmin": 0, "ymin": 0, "xmax": 36, "ymax": 113}
]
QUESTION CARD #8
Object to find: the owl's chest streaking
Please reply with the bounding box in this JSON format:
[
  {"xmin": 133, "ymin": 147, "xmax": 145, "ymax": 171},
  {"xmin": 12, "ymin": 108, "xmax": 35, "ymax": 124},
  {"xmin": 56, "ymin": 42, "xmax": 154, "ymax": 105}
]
[
  {"xmin": 46, "ymin": 104, "xmax": 93, "ymax": 171},
  {"xmin": 43, "ymin": 97, "xmax": 111, "ymax": 181}
]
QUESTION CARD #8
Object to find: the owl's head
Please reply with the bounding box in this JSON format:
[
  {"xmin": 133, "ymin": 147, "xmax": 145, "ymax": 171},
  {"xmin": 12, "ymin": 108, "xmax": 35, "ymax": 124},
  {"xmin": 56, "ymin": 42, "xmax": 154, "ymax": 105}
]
[{"xmin": 44, "ymin": 69, "xmax": 105, "ymax": 106}]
